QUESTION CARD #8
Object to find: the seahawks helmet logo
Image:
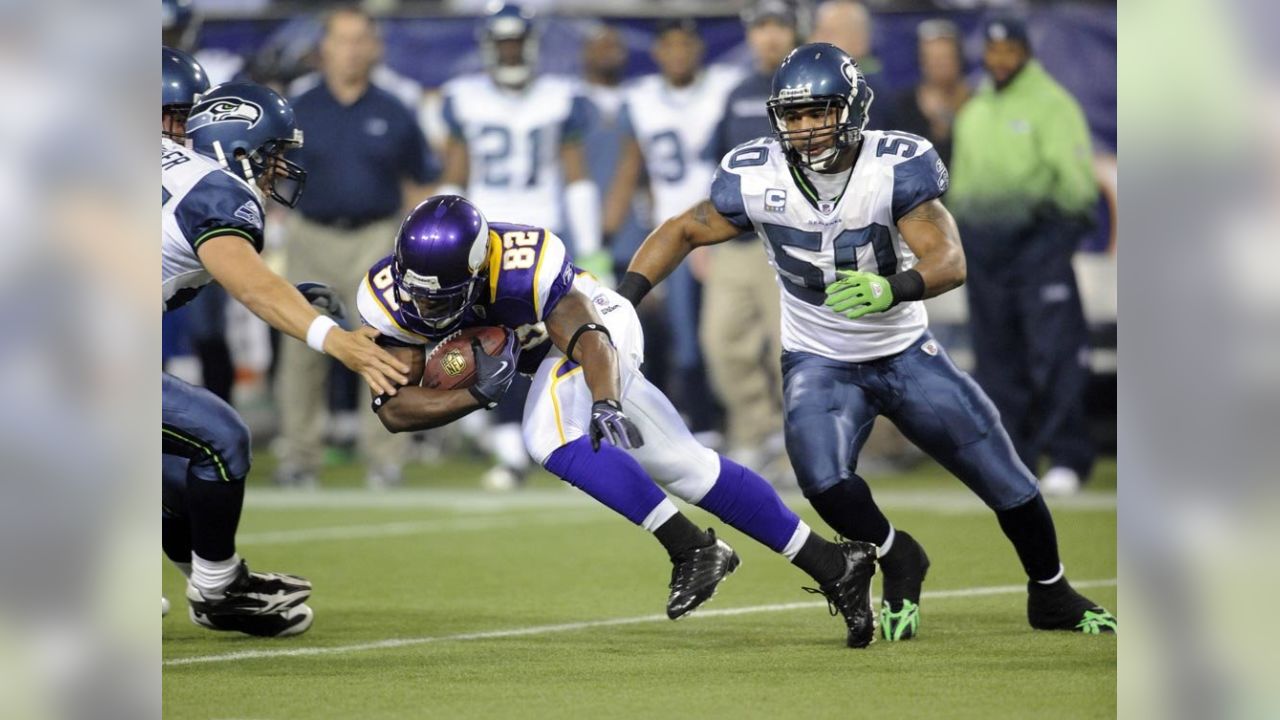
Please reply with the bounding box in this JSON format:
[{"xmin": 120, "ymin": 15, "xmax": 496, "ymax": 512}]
[
  {"xmin": 840, "ymin": 59, "xmax": 859, "ymax": 90},
  {"xmin": 187, "ymin": 98, "xmax": 263, "ymax": 132}
]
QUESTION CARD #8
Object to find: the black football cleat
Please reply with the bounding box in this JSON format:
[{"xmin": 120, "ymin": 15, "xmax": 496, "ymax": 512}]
[
  {"xmin": 1027, "ymin": 577, "xmax": 1117, "ymax": 634},
  {"xmin": 186, "ymin": 560, "xmax": 312, "ymax": 617},
  {"xmin": 878, "ymin": 531, "xmax": 930, "ymax": 641},
  {"xmin": 190, "ymin": 603, "xmax": 315, "ymax": 638},
  {"xmin": 666, "ymin": 529, "xmax": 740, "ymax": 620},
  {"xmin": 804, "ymin": 540, "xmax": 879, "ymax": 648}
]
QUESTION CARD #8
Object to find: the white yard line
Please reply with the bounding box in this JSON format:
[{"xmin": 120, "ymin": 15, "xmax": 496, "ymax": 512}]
[
  {"xmin": 164, "ymin": 578, "xmax": 1117, "ymax": 667},
  {"xmin": 245, "ymin": 487, "xmax": 1117, "ymax": 513}
]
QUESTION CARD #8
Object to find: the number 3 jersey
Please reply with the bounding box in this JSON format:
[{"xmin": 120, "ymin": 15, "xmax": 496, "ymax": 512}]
[
  {"xmin": 356, "ymin": 223, "xmax": 577, "ymax": 374},
  {"xmin": 711, "ymin": 131, "xmax": 950, "ymax": 362}
]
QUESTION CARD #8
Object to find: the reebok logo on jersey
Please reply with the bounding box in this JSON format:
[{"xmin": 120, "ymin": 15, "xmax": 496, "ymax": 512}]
[
  {"xmin": 765, "ymin": 188, "xmax": 787, "ymax": 212},
  {"xmin": 234, "ymin": 200, "xmax": 263, "ymax": 229}
]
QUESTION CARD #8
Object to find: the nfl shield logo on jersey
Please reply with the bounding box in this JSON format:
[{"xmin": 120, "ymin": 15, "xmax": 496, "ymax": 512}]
[{"xmin": 765, "ymin": 188, "xmax": 787, "ymax": 213}]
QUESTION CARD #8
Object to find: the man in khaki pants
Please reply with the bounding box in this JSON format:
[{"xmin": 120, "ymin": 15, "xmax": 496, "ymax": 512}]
[
  {"xmin": 276, "ymin": 7, "xmax": 436, "ymax": 487},
  {"xmin": 698, "ymin": 1, "xmax": 798, "ymax": 472}
]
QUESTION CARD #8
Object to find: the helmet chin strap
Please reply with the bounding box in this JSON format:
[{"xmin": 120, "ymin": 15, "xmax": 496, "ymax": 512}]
[{"xmin": 493, "ymin": 65, "xmax": 531, "ymax": 88}]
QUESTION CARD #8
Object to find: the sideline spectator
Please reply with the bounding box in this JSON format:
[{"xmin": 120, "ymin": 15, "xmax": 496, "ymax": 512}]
[
  {"xmin": 698, "ymin": 0, "xmax": 800, "ymax": 473},
  {"xmin": 948, "ymin": 17, "xmax": 1099, "ymax": 495},
  {"xmin": 879, "ymin": 18, "xmax": 970, "ymax": 168},
  {"xmin": 274, "ymin": 6, "xmax": 438, "ymax": 489}
]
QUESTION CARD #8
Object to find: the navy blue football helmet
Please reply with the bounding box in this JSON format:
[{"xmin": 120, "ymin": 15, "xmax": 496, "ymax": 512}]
[
  {"xmin": 162, "ymin": 46, "xmax": 210, "ymax": 137},
  {"xmin": 392, "ymin": 196, "xmax": 491, "ymax": 331},
  {"xmin": 479, "ymin": 2, "xmax": 538, "ymax": 88},
  {"xmin": 767, "ymin": 43, "xmax": 875, "ymax": 171},
  {"xmin": 186, "ymin": 82, "xmax": 307, "ymax": 207}
]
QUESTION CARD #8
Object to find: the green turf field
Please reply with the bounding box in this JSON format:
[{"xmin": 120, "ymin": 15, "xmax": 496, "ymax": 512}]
[{"xmin": 163, "ymin": 457, "xmax": 1117, "ymax": 719}]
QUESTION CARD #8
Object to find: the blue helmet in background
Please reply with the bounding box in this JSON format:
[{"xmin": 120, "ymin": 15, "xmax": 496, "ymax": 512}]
[
  {"xmin": 186, "ymin": 82, "xmax": 308, "ymax": 207},
  {"xmin": 392, "ymin": 196, "xmax": 491, "ymax": 331},
  {"xmin": 162, "ymin": 46, "xmax": 210, "ymax": 135},
  {"xmin": 479, "ymin": 2, "xmax": 538, "ymax": 88},
  {"xmin": 767, "ymin": 43, "xmax": 875, "ymax": 171}
]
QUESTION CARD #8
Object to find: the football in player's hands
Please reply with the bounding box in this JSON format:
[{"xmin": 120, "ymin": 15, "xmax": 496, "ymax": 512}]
[{"xmin": 422, "ymin": 326, "xmax": 511, "ymax": 390}]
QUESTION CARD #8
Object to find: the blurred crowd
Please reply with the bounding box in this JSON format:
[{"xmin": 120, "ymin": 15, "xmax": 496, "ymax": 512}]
[{"xmin": 161, "ymin": 0, "xmax": 1116, "ymax": 493}]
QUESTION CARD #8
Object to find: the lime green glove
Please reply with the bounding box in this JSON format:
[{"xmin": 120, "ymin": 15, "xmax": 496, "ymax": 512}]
[
  {"xmin": 576, "ymin": 250, "xmax": 615, "ymax": 286},
  {"xmin": 824, "ymin": 269, "xmax": 894, "ymax": 320}
]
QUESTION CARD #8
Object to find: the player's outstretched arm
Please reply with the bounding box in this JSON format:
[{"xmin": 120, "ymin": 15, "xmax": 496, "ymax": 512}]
[
  {"xmin": 546, "ymin": 288, "xmax": 643, "ymax": 450},
  {"xmin": 894, "ymin": 198, "xmax": 966, "ymax": 297},
  {"xmin": 197, "ymin": 235, "xmax": 410, "ymax": 396},
  {"xmin": 370, "ymin": 344, "xmax": 485, "ymax": 433},
  {"xmin": 619, "ymin": 199, "xmax": 742, "ymax": 306}
]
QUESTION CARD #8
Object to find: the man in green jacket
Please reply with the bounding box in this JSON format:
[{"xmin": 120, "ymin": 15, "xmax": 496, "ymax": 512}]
[{"xmin": 948, "ymin": 17, "xmax": 1099, "ymax": 495}]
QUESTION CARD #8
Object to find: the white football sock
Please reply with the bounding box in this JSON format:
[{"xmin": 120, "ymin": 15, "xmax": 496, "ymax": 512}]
[
  {"xmin": 781, "ymin": 521, "xmax": 812, "ymax": 561},
  {"xmin": 191, "ymin": 553, "xmax": 240, "ymax": 597},
  {"xmin": 1034, "ymin": 563, "xmax": 1066, "ymax": 585},
  {"xmin": 878, "ymin": 526, "xmax": 896, "ymax": 558}
]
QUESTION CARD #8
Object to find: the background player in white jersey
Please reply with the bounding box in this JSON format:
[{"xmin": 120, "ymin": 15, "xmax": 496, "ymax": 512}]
[
  {"xmin": 602, "ymin": 18, "xmax": 743, "ymax": 441},
  {"xmin": 622, "ymin": 44, "xmax": 1116, "ymax": 641},
  {"xmin": 163, "ymin": 80, "xmax": 411, "ymax": 637},
  {"xmin": 437, "ymin": 2, "xmax": 605, "ymax": 490},
  {"xmin": 604, "ymin": 19, "xmax": 743, "ymax": 235},
  {"xmin": 357, "ymin": 195, "xmax": 884, "ymax": 647}
]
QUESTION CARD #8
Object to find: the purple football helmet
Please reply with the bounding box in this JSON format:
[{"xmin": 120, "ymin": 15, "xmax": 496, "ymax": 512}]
[{"xmin": 391, "ymin": 196, "xmax": 492, "ymax": 330}]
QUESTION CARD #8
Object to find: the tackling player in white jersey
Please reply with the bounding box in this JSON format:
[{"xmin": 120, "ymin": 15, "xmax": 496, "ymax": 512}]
[
  {"xmin": 162, "ymin": 79, "xmax": 409, "ymax": 637},
  {"xmin": 438, "ymin": 2, "xmax": 605, "ymax": 490},
  {"xmin": 623, "ymin": 43, "xmax": 1116, "ymax": 641}
]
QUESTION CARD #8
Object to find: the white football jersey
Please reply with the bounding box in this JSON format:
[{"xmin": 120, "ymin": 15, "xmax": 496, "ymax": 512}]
[
  {"xmin": 442, "ymin": 73, "xmax": 591, "ymax": 232},
  {"xmin": 161, "ymin": 138, "xmax": 265, "ymax": 312},
  {"xmin": 711, "ymin": 131, "xmax": 951, "ymax": 361},
  {"xmin": 620, "ymin": 65, "xmax": 744, "ymax": 222}
]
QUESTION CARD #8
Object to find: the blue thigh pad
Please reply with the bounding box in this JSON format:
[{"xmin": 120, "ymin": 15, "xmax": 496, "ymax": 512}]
[
  {"xmin": 781, "ymin": 351, "xmax": 880, "ymax": 496},
  {"xmin": 162, "ymin": 373, "xmax": 251, "ymax": 484}
]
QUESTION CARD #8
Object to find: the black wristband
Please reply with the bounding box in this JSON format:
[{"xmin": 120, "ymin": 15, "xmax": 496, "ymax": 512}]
[
  {"xmin": 566, "ymin": 322, "xmax": 612, "ymax": 362},
  {"xmin": 886, "ymin": 269, "xmax": 926, "ymax": 306},
  {"xmin": 616, "ymin": 272, "xmax": 653, "ymax": 307}
]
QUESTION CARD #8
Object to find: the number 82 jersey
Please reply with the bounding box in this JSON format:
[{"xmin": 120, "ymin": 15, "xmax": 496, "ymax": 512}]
[
  {"xmin": 355, "ymin": 222, "xmax": 577, "ymax": 374},
  {"xmin": 710, "ymin": 131, "xmax": 950, "ymax": 362}
]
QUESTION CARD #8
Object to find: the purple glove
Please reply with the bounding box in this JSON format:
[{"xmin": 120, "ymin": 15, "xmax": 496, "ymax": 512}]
[{"xmin": 589, "ymin": 399, "xmax": 645, "ymax": 451}]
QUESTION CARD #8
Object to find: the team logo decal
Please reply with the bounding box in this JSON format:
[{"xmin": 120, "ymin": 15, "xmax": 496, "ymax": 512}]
[
  {"xmin": 186, "ymin": 98, "xmax": 263, "ymax": 132},
  {"xmin": 441, "ymin": 348, "xmax": 467, "ymax": 376},
  {"xmin": 765, "ymin": 188, "xmax": 787, "ymax": 212},
  {"xmin": 234, "ymin": 200, "xmax": 263, "ymax": 229},
  {"xmin": 840, "ymin": 58, "xmax": 858, "ymax": 88}
]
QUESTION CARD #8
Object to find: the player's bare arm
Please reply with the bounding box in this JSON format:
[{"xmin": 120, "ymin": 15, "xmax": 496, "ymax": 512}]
[
  {"xmin": 196, "ymin": 235, "xmax": 410, "ymax": 396},
  {"xmin": 372, "ymin": 344, "xmax": 483, "ymax": 433},
  {"xmin": 546, "ymin": 287, "xmax": 621, "ymax": 403},
  {"xmin": 559, "ymin": 140, "xmax": 589, "ymax": 184},
  {"xmin": 602, "ymin": 136, "xmax": 643, "ymax": 237},
  {"xmin": 895, "ymin": 198, "xmax": 966, "ymax": 297},
  {"xmin": 624, "ymin": 199, "xmax": 742, "ymax": 292},
  {"xmin": 441, "ymin": 135, "xmax": 470, "ymax": 189}
]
